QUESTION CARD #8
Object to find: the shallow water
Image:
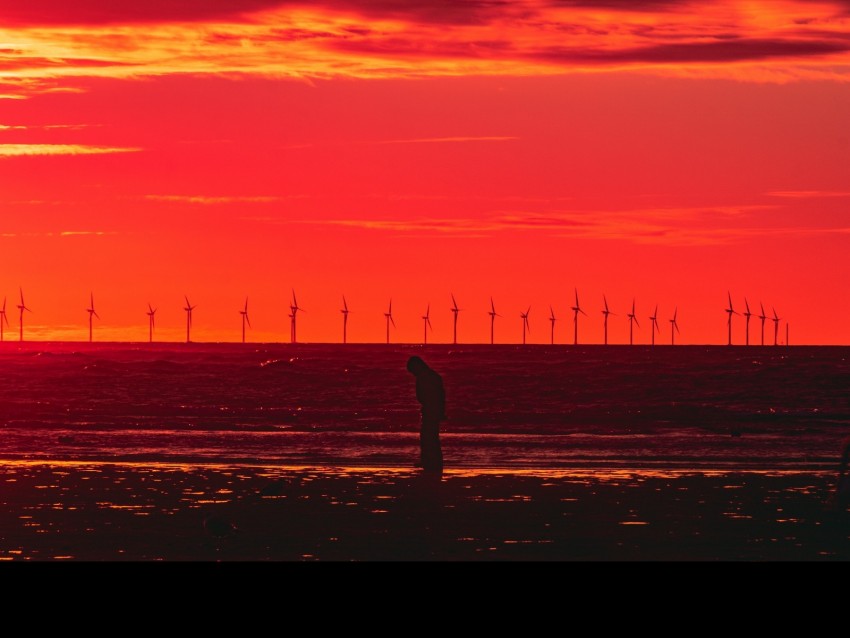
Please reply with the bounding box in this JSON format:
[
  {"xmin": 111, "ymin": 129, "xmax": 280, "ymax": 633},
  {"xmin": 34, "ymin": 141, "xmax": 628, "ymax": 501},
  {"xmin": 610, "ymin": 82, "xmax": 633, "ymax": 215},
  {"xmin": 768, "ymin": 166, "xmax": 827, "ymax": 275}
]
[{"xmin": 0, "ymin": 342, "xmax": 848, "ymax": 469}]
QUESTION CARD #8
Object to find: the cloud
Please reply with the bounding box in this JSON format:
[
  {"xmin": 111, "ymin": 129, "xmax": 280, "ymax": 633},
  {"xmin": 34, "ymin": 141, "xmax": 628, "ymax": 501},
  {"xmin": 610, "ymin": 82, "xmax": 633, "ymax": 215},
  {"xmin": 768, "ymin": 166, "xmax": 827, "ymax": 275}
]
[
  {"xmin": 0, "ymin": 144, "xmax": 140, "ymax": 157},
  {"xmin": 0, "ymin": 1, "xmax": 286, "ymax": 25},
  {"xmin": 0, "ymin": 230, "xmax": 116, "ymax": 237},
  {"xmin": 59, "ymin": 230, "xmax": 116, "ymax": 236},
  {"xmin": 766, "ymin": 190, "xmax": 850, "ymax": 198},
  {"xmin": 376, "ymin": 135, "xmax": 519, "ymax": 144},
  {"xmin": 0, "ymin": 0, "xmax": 849, "ymax": 90},
  {"xmin": 0, "ymin": 123, "xmax": 98, "ymax": 131},
  {"xmin": 144, "ymin": 195, "xmax": 283, "ymax": 204},
  {"xmin": 291, "ymin": 204, "xmax": 850, "ymax": 246},
  {"xmin": 527, "ymin": 38, "xmax": 850, "ymax": 65}
]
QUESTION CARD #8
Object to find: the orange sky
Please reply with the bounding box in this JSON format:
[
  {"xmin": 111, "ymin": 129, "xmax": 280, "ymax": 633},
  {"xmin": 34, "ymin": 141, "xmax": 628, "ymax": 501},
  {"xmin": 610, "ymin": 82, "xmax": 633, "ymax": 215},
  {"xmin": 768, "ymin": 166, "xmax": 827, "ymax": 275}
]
[{"xmin": 0, "ymin": 0, "xmax": 849, "ymax": 344}]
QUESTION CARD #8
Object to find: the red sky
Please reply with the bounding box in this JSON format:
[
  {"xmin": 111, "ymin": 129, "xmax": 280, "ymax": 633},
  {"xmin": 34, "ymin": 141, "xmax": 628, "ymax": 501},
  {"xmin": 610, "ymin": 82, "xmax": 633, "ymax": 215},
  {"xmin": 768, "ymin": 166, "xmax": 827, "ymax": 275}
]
[{"xmin": 0, "ymin": 0, "xmax": 849, "ymax": 344}]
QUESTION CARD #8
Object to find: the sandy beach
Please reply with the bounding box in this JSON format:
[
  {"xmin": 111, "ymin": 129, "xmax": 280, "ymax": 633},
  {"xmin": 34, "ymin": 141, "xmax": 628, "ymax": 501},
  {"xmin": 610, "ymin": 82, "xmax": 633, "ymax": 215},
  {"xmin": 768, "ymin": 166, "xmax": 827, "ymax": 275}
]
[{"xmin": 1, "ymin": 461, "xmax": 848, "ymax": 561}]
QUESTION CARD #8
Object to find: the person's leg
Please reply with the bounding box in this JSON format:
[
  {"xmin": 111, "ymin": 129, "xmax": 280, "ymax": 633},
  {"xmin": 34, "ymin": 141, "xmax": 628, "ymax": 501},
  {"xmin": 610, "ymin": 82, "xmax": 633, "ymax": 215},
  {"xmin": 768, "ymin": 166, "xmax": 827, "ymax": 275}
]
[{"xmin": 421, "ymin": 417, "xmax": 443, "ymax": 472}]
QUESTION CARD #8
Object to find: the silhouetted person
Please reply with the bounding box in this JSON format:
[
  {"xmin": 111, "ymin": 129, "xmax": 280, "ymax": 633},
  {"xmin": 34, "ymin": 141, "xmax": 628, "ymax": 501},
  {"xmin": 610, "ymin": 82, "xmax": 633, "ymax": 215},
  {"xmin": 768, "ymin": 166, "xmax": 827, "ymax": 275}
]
[{"xmin": 407, "ymin": 356, "xmax": 445, "ymax": 473}]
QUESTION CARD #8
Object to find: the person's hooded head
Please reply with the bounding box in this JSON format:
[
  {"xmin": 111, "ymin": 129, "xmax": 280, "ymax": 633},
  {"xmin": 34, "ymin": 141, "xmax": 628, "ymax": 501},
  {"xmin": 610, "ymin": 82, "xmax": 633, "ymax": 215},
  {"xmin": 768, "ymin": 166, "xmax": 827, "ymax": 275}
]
[{"xmin": 407, "ymin": 356, "xmax": 428, "ymax": 376}]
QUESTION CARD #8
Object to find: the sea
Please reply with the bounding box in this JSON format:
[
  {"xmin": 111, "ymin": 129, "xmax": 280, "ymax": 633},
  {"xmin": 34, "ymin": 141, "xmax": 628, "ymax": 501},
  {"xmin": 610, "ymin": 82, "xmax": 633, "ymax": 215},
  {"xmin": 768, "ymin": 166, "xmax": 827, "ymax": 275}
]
[{"xmin": 1, "ymin": 343, "xmax": 848, "ymax": 471}]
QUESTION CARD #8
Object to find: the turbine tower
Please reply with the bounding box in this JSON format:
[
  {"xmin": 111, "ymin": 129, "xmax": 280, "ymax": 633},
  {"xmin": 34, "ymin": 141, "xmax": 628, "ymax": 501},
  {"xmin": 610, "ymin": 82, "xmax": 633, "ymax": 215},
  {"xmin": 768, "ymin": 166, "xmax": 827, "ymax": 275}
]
[
  {"xmin": 0, "ymin": 297, "xmax": 9, "ymax": 342},
  {"xmin": 571, "ymin": 288, "xmax": 587, "ymax": 345},
  {"xmin": 758, "ymin": 302, "xmax": 767, "ymax": 346},
  {"xmin": 422, "ymin": 304, "xmax": 432, "ymax": 345},
  {"xmin": 549, "ymin": 306, "xmax": 556, "ymax": 345},
  {"xmin": 772, "ymin": 307, "xmax": 781, "ymax": 346},
  {"xmin": 725, "ymin": 292, "xmax": 739, "ymax": 346},
  {"xmin": 520, "ymin": 306, "xmax": 530, "ymax": 345},
  {"xmin": 86, "ymin": 292, "xmax": 100, "ymax": 343},
  {"xmin": 743, "ymin": 298, "xmax": 752, "ymax": 346},
  {"xmin": 601, "ymin": 295, "xmax": 614, "ymax": 345},
  {"xmin": 341, "ymin": 296, "xmax": 349, "ymax": 344},
  {"xmin": 146, "ymin": 303, "xmax": 156, "ymax": 343},
  {"xmin": 450, "ymin": 294, "xmax": 460, "ymax": 345},
  {"xmin": 17, "ymin": 288, "xmax": 31, "ymax": 342},
  {"xmin": 184, "ymin": 295, "xmax": 195, "ymax": 343},
  {"xmin": 384, "ymin": 299, "xmax": 395, "ymax": 344},
  {"xmin": 289, "ymin": 290, "xmax": 302, "ymax": 344},
  {"xmin": 627, "ymin": 299, "xmax": 639, "ymax": 345},
  {"xmin": 670, "ymin": 307, "xmax": 679, "ymax": 345},
  {"xmin": 649, "ymin": 304, "xmax": 660, "ymax": 346},
  {"xmin": 488, "ymin": 297, "xmax": 500, "ymax": 345},
  {"xmin": 239, "ymin": 297, "xmax": 251, "ymax": 344}
]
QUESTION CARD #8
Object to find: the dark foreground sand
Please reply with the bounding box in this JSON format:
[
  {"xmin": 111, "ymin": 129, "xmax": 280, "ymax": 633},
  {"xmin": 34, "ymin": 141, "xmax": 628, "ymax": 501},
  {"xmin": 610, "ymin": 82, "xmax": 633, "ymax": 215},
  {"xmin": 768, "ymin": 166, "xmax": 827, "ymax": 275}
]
[{"xmin": 0, "ymin": 461, "xmax": 848, "ymax": 561}]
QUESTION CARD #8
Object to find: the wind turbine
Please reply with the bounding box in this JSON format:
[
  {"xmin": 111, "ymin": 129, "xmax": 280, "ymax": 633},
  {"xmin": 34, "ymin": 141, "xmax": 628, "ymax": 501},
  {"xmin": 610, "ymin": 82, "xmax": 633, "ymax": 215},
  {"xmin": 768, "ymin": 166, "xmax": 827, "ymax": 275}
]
[
  {"xmin": 289, "ymin": 290, "xmax": 302, "ymax": 344},
  {"xmin": 450, "ymin": 294, "xmax": 460, "ymax": 345},
  {"xmin": 602, "ymin": 295, "xmax": 614, "ymax": 345},
  {"xmin": 649, "ymin": 304, "xmax": 660, "ymax": 346},
  {"xmin": 86, "ymin": 292, "xmax": 100, "ymax": 343},
  {"xmin": 772, "ymin": 307, "xmax": 781, "ymax": 346},
  {"xmin": 422, "ymin": 304, "xmax": 432, "ymax": 345},
  {"xmin": 0, "ymin": 297, "xmax": 8, "ymax": 342},
  {"xmin": 743, "ymin": 298, "xmax": 752, "ymax": 346},
  {"xmin": 670, "ymin": 307, "xmax": 680, "ymax": 345},
  {"xmin": 571, "ymin": 288, "xmax": 587, "ymax": 345},
  {"xmin": 17, "ymin": 288, "xmax": 31, "ymax": 342},
  {"xmin": 488, "ymin": 297, "xmax": 500, "ymax": 345},
  {"xmin": 758, "ymin": 302, "xmax": 767, "ymax": 346},
  {"xmin": 341, "ymin": 296, "xmax": 350, "ymax": 344},
  {"xmin": 549, "ymin": 306, "xmax": 556, "ymax": 345},
  {"xmin": 384, "ymin": 299, "xmax": 395, "ymax": 344},
  {"xmin": 725, "ymin": 292, "xmax": 739, "ymax": 346},
  {"xmin": 627, "ymin": 299, "xmax": 639, "ymax": 345},
  {"xmin": 184, "ymin": 295, "xmax": 195, "ymax": 343},
  {"xmin": 520, "ymin": 306, "xmax": 531, "ymax": 345},
  {"xmin": 146, "ymin": 303, "xmax": 156, "ymax": 343},
  {"xmin": 239, "ymin": 297, "xmax": 251, "ymax": 344}
]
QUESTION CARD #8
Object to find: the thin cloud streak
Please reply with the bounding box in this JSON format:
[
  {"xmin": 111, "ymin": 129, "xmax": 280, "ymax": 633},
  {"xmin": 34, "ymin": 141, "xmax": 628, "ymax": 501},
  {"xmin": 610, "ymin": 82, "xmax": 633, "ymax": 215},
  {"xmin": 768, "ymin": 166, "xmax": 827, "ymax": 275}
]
[
  {"xmin": 0, "ymin": 144, "xmax": 140, "ymax": 157},
  {"xmin": 145, "ymin": 195, "xmax": 284, "ymax": 205},
  {"xmin": 377, "ymin": 135, "xmax": 519, "ymax": 144},
  {"xmin": 767, "ymin": 190, "xmax": 850, "ymax": 198},
  {"xmin": 0, "ymin": 230, "xmax": 117, "ymax": 237},
  {"xmin": 293, "ymin": 203, "xmax": 850, "ymax": 246}
]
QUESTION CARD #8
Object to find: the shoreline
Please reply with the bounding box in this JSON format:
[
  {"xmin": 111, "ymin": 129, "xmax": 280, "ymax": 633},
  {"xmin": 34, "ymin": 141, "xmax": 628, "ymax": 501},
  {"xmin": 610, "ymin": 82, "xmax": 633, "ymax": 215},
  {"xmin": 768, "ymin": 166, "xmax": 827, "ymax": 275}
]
[{"xmin": 1, "ymin": 460, "xmax": 848, "ymax": 561}]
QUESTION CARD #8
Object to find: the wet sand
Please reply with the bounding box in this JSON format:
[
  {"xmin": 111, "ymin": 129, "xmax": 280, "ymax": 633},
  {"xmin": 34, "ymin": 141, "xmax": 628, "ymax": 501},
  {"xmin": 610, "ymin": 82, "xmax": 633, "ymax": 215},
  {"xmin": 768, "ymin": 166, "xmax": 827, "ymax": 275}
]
[{"xmin": 1, "ymin": 461, "xmax": 849, "ymax": 561}]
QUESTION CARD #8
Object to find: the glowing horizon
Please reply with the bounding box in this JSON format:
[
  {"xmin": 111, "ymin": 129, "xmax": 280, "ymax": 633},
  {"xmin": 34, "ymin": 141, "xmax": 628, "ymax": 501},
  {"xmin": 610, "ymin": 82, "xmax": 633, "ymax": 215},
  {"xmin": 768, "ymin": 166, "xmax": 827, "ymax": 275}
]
[{"xmin": 1, "ymin": 1, "xmax": 849, "ymax": 345}]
